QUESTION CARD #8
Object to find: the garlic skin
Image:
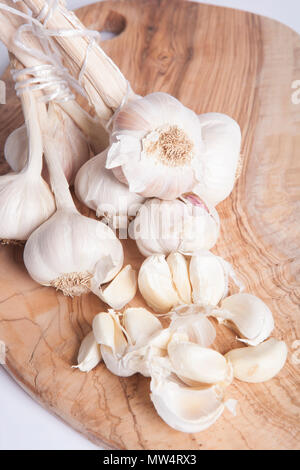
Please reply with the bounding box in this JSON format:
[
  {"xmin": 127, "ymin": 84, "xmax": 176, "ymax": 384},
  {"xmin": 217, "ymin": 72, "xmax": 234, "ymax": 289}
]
[
  {"xmin": 24, "ymin": 208, "xmax": 124, "ymax": 295},
  {"xmin": 95, "ymin": 265, "xmax": 137, "ymax": 310},
  {"xmin": 138, "ymin": 255, "xmax": 179, "ymax": 313},
  {"xmin": 73, "ymin": 331, "xmax": 102, "ymax": 372},
  {"xmin": 225, "ymin": 338, "xmax": 288, "ymax": 383},
  {"xmin": 189, "ymin": 252, "xmax": 227, "ymax": 306},
  {"xmin": 194, "ymin": 113, "xmax": 242, "ymax": 207},
  {"xmin": 75, "ymin": 150, "xmax": 145, "ymax": 224},
  {"xmin": 216, "ymin": 294, "xmax": 274, "ymax": 346},
  {"xmin": 131, "ymin": 195, "xmax": 219, "ymax": 258},
  {"xmin": 5, "ymin": 104, "xmax": 90, "ymax": 185}
]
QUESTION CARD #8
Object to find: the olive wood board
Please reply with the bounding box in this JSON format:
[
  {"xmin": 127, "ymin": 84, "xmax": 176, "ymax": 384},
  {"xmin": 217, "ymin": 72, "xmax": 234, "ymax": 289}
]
[{"xmin": 0, "ymin": 0, "xmax": 299, "ymax": 450}]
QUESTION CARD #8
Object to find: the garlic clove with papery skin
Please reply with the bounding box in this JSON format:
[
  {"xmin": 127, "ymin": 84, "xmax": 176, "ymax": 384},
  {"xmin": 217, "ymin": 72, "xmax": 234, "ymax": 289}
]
[
  {"xmin": 75, "ymin": 150, "xmax": 145, "ymax": 226},
  {"xmin": 194, "ymin": 113, "xmax": 242, "ymax": 207},
  {"xmin": 138, "ymin": 255, "xmax": 179, "ymax": 313},
  {"xmin": 169, "ymin": 305, "xmax": 216, "ymax": 348},
  {"xmin": 167, "ymin": 252, "xmax": 192, "ymax": 304},
  {"xmin": 130, "ymin": 195, "xmax": 219, "ymax": 258},
  {"xmin": 213, "ymin": 293, "xmax": 275, "ymax": 346},
  {"xmin": 122, "ymin": 307, "xmax": 163, "ymax": 346},
  {"xmin": 73, "ymin": 330, "xmax": 102, "ymax": 372},
  {"xmin": 93, "ymin": 265, "xmax": 137, "ymax": 310},
  {"xmin": 225, "ymin": 338, "xmax": 288, "ymax": 383}
]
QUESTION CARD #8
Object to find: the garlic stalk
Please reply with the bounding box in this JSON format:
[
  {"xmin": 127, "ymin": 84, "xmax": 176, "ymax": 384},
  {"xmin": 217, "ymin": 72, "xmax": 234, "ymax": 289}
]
[
  {"xmin": 75, "ymin": 150, "xmax": 145, "ymax": 227},
  {"xmin": 107, "ymin": 93, "xmax": 241, "ymax": 202},
  {"xmin": 225, "ymin": 338, "xmax": 288, "ymax": 383},
  {"xmin": 0, "ymin": 82, "xmax": 55, "ymax": 243},
  {"xmin": 23, "ymin": 100, "xmax": 123, "ymax": 296},
  {"xmin": 130, "ymin": 195, "xmax": 219, "ymax": 258},
  {"xmin": 73, "ymin": 331, "xmax": 102, "ymax": 373},
  {"xmin": 212, "ymin": 293, "xmax": 274, "ymax": 346},
  {"xmin": 5, "ymin": 103, "xmax": 90, "ymax": 184}
]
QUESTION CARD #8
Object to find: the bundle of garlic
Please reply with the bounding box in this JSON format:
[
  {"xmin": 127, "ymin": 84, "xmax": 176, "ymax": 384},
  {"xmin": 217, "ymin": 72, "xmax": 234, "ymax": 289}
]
[
  {"xmin": 138, "ymin": 251, "xmax": 242, "ymax": 313},
  {"xmin": 74, "ymin": 149, "xmax": 145, "ymax": 228},
  {"xmin": 130, "ymin": 195, "xmax": 220, "ymax": 257},
  {"xmin": 0, "ymin": 80, "xmax": 55, "ymax": 243},
  {"xmin": 5, "ymin": 103, "xmax": 90, "ymax": 185}
]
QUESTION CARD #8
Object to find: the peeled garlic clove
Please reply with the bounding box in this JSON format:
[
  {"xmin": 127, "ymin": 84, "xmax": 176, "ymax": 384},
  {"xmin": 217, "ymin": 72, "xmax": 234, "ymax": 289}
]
[
  {"xmin": 131, "ymin": 197, "xmax": 219, "ymax": 257},
  {"xmin": 123, "ymin": 307, "xmax": 162, "ymax": 346},
  {"xmin": 189, "ymin": 252, "xmax": 227, "ymax": 306},
  {"xmin": 194, "ymin": 113, "xmax": 242, "ymax": 207},
  {"xmin": 73, "ymin": 331, "xmax": 102, "ymax": 372},
  {"xmin": 75, "ymin": 150, "xmax": 144, "ymax": 224},
  {"xmin": 138, "ymin": 255, "xmax": 179, "ymax": 313},
  {"xmin": 150, "ymin": 375, "xmax": 226, "ymax": 433},
  {"xmin": 217, "ymin": 293, "xmax": 274, "ymax": 346},
  {"xmin": 225, "ymin": 338, "xmax": 288, "ymax": 383},
  {"xmin": 167, "ymin": 252, "xmax": 192, "ymax": 304},
  {"xmin": 92, "ymin": 312, "xmax": 116, "ymax": 351},
  {"xmin": 168, "ymin": 341, "xmax": 229, "ymax": 385},
  {"xmin": 93, "ymin": 265, "xmax": 137, "ymax": 310},
  {"xmin": 4, "ymin": 125, "xmax": 27, "ymax": 172}
]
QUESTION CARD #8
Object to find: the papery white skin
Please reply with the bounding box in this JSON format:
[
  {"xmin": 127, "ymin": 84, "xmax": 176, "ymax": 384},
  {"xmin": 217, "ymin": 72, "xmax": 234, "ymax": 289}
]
[
  {"xmin": 138, "ymin": 255, "xmax": 179, "ymax": 313},
  {"xmin": 107, "ymin": 93, "xmax": 241, "ymax": 203},
  {"xmin": 5, "ymin": 104, "xmax": 90, "ymax": 185},
  {"xmin": 75, "ymin": 149, "xmax": 145, "ymax": 224},
  {"xmin": 130, "ymin": 196, "xmax": 219, "ymax": 258},
  {"xmin": 194, "ymin": 113, "xmax": 242, "ymax": 207},
  {"xmin": 167, "ymin": 252, "xmax": 192, "ymax": 304},
  {"xmin": 189, "ymin": 251, "xmax": 228, "ymax": 307},
  {"xmin": 73, "ymin": 331, "xmax": 102, "ymax": 372},
  {"xmin": 214, "ymin": 293, "xmax": 275, "ymax": 346},
  {"xmin": 95, "ymin": 265, "xmax": 137, "ymax": 310},
  {"xmin": 225, "ymin": 338, "xmax": 288, "ymax": 383},
  {"xmin": 0, "ymin": 92, "xmax": 55, "ymax": 242}
]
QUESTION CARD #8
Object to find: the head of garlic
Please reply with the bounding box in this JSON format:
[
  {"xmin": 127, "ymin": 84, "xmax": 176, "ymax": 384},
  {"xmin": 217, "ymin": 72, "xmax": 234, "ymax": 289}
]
[
  {"xmin": 211, "ymin": 293, "xmax": 274, "ymax": 346},
  {"xmin": 130, "ymin": 194, "xmax": 219, "ymax": 258},
  {"xmin": 5, "ymin": 103, "xmax": 90, "ymax": 185},
  {"xmin": 75, "ymin": 149, "xmax": 144, "ymax": 228},
  {"xmin": 0, "ymin": 91, "xmax": 55, "ymax": 243},
  {"xmin": 107, "ymin": 92, "xmax": 241, "ymax": 202},
  {"xmin": 23, "ymin": 100, "xmax": 123, "ymax": 297}
]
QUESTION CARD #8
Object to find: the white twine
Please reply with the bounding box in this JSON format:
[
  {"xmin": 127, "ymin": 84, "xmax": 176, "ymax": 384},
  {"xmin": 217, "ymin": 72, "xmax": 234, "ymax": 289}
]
[{"xmin": 0, "ymin": 1, "xmax": 101, "ymax": 102}]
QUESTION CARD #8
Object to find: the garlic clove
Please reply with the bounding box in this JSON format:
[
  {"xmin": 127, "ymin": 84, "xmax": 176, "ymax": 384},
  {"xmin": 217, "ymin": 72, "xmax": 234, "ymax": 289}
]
[
  {"xmin": 92, "ymin": 312, "xmax": 116, "ymax": 351},
  {"xmin": 189, "ymin": 252, "xmax": 227, "ymax": 307},
  {"xmin": 168, "ymin": 341, "xmax": 229, "ymax": 385},
  {"xmin": 217, "ymin": 293, "xmax": 275, "ymax": 346},
  {"xmin": 73, "ymin": 330, "xmax": 102, "ymax": 372},
  {"xmin": 100, "ymin": 345, "xmax": 136, "ymax": 377},
  {"xmin": 138, "ymin": 255, "xmax": 179, "ymax": 313},
  {"xmin": 225, "ymin": 338, "xmax": 288, "ymax": 383},
  {"xmin": 150, "ymin": 374, "xmax": 226, "ymax": 433},
  {"xmin": 75, "ymin": 150, "xmax": 144, "ymax": 224},
  {"xmin": 93, "ymin": 265, "xmax": 137, "ymax": 310},
  {"xmin": 123, "ymin": 307, "xmax": 163, "ymax": 346},
  {"xmin": 194, "ymin": 113, "xmax": 242, "ymax": 207},
  {"xmin": 167, "ymin": 252, "xmax": 192, "ymax": 304},
  {"xmin": 170, "ymin": 306, "xmax": 216, "ymax": 348}
]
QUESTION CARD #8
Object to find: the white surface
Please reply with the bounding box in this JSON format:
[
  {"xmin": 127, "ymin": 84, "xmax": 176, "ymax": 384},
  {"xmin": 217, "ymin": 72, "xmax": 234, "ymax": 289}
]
[{"xmin": 0, "ymin": 0, "xmax": 299, "ymax": 451}]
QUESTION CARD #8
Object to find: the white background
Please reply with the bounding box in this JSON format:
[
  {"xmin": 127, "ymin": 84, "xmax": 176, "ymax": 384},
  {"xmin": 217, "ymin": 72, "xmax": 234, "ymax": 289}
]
[{"xmin": 0, "ymin": 0, "xmax": 299, "ymax": 451}]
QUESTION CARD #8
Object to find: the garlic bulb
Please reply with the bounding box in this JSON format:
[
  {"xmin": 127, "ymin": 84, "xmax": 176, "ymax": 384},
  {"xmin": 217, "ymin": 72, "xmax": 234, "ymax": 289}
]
[
  {"xmin": 107, "ymin": 93, "xmax": 241, "ymax": 202},
  {"xmin": 194, "ymin": 113, "xmax": 242, "ymax": 207},
  {"xmin": 75, "ymin": 150, "xmax": 145, "ymax": 226},
  {"xmin": 0, "ymin": 91, "xmax": 55, "ymax": 242},
  {"xmin": 225, "ymin": 338, "xmax": 288, "ymax": 383},
  {"xmin": 95, "ymin": 265, "xmax": 137, "ymax": 310},
  {"xmin": 130, "ymin": 195, "xmax": 219, "ymax": 257},
  {"xmin": 5, "ymin": 103, "xmax": 90, "ymax": 185},
  {"xmin": 138, "ymin": 255, "xmax": 179, "ymax": 313},
  {"xmin": 189, "ymin": 251, "xmax": 228, "ymax": 306},
  {"xmin": 214, "ymin": 293, "xmax": 274, "ymax": 346},
  {"xmin": 24, "ymin": 101, "xmax": 123, "ymax": 297},
  {"xmin": 73, "ymin": 331, "xmax": 102, "ymax": 372}
]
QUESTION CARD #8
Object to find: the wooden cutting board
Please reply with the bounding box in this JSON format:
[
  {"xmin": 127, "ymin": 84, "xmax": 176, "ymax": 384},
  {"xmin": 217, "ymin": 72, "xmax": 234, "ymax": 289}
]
[{"xmin": 0, "ymin": 0, "xmax": 299, "ymax": 450}]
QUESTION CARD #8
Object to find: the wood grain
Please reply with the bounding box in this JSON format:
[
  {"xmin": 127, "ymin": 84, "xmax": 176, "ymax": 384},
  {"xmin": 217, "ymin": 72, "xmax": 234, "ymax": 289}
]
[{"xmin": 0, "ymin": 0, "xmax": 300, "ymax": 450}]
